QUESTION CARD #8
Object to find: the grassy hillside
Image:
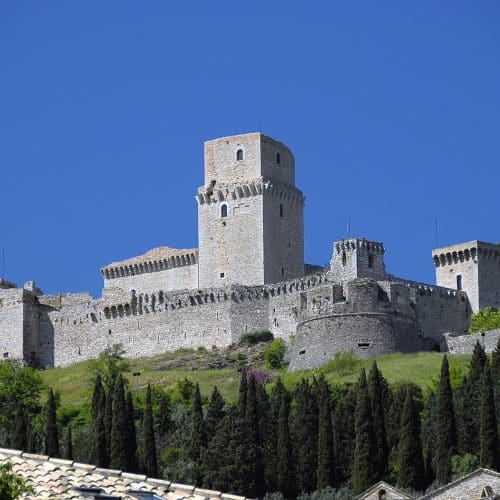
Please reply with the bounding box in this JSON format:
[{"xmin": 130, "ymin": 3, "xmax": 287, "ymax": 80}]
[{"xmin": 42, "ymin": 345, "xmax": 472, "ymax": 406}]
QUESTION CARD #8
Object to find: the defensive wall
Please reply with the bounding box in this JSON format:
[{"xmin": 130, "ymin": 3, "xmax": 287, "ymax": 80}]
[
  {"xmin": 1, "ymin": 133, "xmax": 499, "ymax": 369},
  {"xmin": 443, "ymin": 328, "xmax": 500, "ymax": 355}
]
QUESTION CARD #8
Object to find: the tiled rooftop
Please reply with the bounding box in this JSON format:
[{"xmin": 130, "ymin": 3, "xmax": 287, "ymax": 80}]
[{"xmin": 0, "ymin": 448, "xmax": 241, "ymax": 500}]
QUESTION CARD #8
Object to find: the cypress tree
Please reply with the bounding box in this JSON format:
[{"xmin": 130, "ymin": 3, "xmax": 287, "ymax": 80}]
[
  {"xmin": 238, "ymin": 370, "xmax": 248, "ymax": 416},
  {"xmin": 316, "ymin": 377, "xmax": 335, "ymax": 490},
  {"xmin": 397, "ymin": 390, "xmax": 425, "ymax": 492},
  {"xmin": 104, "ymin": 389, "xmax": 113, "ymax": 462},
  {"xmin": 206, "ymin": 386, "xmax": 225, "ymax": 438},
  {"xmin": 435, "ymin": 355, "xmax": 457, "ymax": 484},
  {"xmin": 421, "ymin": 390, "xmax": 437, "ymax": 488},
  {"xmin": 332, "ymin": 385, "xmax": 356, "ymax": 486},
  {"xmin": 155, "ymin": 390, "xmax": 172, "ymax": 444},
  {"xmin": 292, "ymin": 378, "xmax": 318, "ymax": 493},
  {"xmin": 125, "ymin": 391, "xmax": 137, "ymax": 472},
  {"xmin": 92, "ymin": 375, "xmax": 104, "ymax": 421},
  {"xmin": 265, "ymin": 378, "xmax": 287, "ymax": 492},
  {"xmin": 275, "ymin": 388, "xmax": 295, "ymax": 498},
  {"xmin": 45, "ymin": 388, "xmax": 60, "ymax": 457},
  {"xmin": 11, "ymin": 404, "xmax": 28, "ymax": 451},
  {"xmin": 143, "ymin": 384, "xmax": 158, "ymax": 478},
  {"xmin": 110, "ymin": 374, "xmax": 128, "ymax": 470},
  {"xmin": 92, "ymin": 383, "xmax": 108, "ymax": 467},
  {"xmin": 368, "ymin": 361, "xmax": 389, "ymax": 480},
  {"xmin": 245, "ymin": 375, "xmax": 265, "ymax": 498},
  {"xmin": 65, "ymin": 424, "xmax": 73, "ymax": 461},
  {"xmin": 352, "ymin": 369, "xmax": 377, "ymax": 495},
  {"xmin": 480, "ymin": 363, "xmax": 499, "ymax": 470},
  {"xmin": 189, "ymin": 383, "xmax": 207, "ymax": 461},
  {"xmin": 462, "ymin": 341, "xmax": 488, "ymax": 454},
  {"xmin": 492, "ymin": 338, "xmax": 500, "ymax": 435}
]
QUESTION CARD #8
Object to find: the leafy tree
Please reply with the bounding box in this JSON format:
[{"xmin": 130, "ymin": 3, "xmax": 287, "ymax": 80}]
[
  {"xmin": 0, "ymin": 462, "xmax": 35, "ymax": 499},
  {"xmin": 65, "ymin": 424, "xmax": 73, "ymax": 461},
  {"xmin": 480, "ymin": 363, "xmax": 499, "ymax": 470},
  {"xmin": 352, "ymin": 369, "xmax": 377, "ymax": 495},
  {"xmin": 0, "ymin": 360, "xmax": 44, "ymax": 440},
  {"xmin": 468, "ymin": 307, "xmax": 500, "ymax": 333},
  {"xmin": 143, "ymin": 384, "xmax": 158, "ymax": 477},
  {"xmin": 451, "ymin": 453, "xmax": 479, "ymax": 480},
  {"xmin": 10, "ymin": 404, "xmax": 28, "ymax": 451},
  {"xmin": 110, "ymin": 374, "xmax": 128, "ymax": 470},
  {"xmin": 205, "ymin": 386, "xmax": 225, "ymax": 438},
  {"xmin": 397, "ymin": 390, "xmax": 425, "ymax": 492},
  {"xmin": 44, "ymin": 388, "xmax": 59, "ymax": 457},
  {"xmin": 154, "ymin": 388, "xmax": 173, "ymax": 443},
  {"xmin": 435, "ymin": 356, "xmax": 457, "ymax": 484},
  {"xmin": 263, "ymin": 338, "xmax": 286, "ymax": 369},
  {"xmin": 88, "ymin": 344, "xmax": 129, "ymax": 395},
  {"xmin": 368, "ymin": 361, "xmax": 388, "ymax": 480},
  {"xmin": 316, "ymin": 377, "xmax": 335, "ymax": 490},
  {"xmin": 293, "ymin": 378, "xmax": 319, "ymax": 493}
]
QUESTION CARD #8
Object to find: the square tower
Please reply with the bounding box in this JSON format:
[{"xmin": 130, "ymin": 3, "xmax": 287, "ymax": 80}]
[
  {"xmin": 197, "ymin": 133, "xmax": 304, "ymax": 288},
  {"xmin": 432, "ymin": 240, "xmax": 500, "ymax": 313},
  {"xmin": 329, "ymin": 238, "xmax": 387, "ymax": 282}
]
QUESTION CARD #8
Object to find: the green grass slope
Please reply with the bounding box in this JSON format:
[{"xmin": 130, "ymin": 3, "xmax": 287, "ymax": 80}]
[{"xmin": 42, "ymin": 349, "xmax": 472, "ymax": 406}]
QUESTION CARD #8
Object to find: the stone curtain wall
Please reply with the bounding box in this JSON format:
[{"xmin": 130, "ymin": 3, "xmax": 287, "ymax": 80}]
[
  {"xmin": 444, "ymin": 329, "xmax": 500, "ymax": 354},
  {"xmin": 0, "ymin": 288, "xmax": 28, "ymax": 361},
  {"xmin": 102, "ymin": 262, "xmax": 199, "ymax": 295}
]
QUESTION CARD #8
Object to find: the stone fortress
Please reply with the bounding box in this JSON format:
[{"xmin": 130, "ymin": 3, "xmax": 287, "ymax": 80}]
[{"xmin": 1, "ymin": 133, "xmax": 499, "ymax": 370}]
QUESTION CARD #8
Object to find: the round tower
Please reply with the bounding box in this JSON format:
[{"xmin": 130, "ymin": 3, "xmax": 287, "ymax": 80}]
[{"xmin": 197, "ymin": 133, "xmax": 305, "ymax": 288}]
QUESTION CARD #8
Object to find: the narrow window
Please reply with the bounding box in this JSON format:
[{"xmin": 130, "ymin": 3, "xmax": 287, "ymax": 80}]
[
  {"xmin": 378, "ymin": 490, "xmax": 386, "ymax": 500},
  {"xmin": 3, "ymin": 352, "xmax": 8, "ymax": 359},
  {"xmin": 456, "ymin": 274, "xmax": 462, "ymax": 290},
  {"xmin": 279, "ymin": 203, "xmax": 284, "ymax": 217},
  {"xmin": 236, "ymin": 149, "xmax": 243, "ymax": 161},
  {"xmin": 220, "ymin": 272, "xmax": 225, "ymax": 278},
  {"xmin": 281, "ymin": 267, "xmax": 284, "ymax": 276},
  {"xmin": 368, "ymin": 253, "xmax": 374, "ymax": 268},
  {"xmin": 342, "ymin": 252, "xmax": 347, "ymax": 266},
  {"xmin": 276, "ymin": 152, "xmax": 281, "ymax": 164},
  {"xmin": 221, "ymin": 204, "xmax": 228, "ymax": 218}
]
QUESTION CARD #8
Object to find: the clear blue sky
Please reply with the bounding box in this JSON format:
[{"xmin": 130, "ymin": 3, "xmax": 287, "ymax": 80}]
[{"xmin": 1, "ymin": 1, "xmax": 499, "ymax": 297}]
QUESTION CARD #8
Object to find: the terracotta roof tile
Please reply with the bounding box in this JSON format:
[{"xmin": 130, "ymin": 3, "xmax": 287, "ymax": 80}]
[{"xmin": 0, "ymin": 448, "xmax": 247, "ymax": 499}]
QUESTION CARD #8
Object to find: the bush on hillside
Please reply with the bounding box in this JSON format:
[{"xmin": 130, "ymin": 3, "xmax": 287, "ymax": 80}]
[
  {"xmin": 468, "ymin": 307, "xmax": 500, "ymax": 333},
  {"xmin": 263, "ymin": 338, "xmax": 286, "ymax": 369},
  {"xmin": 239, "ymin": 330, "xmax": 274, "ymax": 346}
]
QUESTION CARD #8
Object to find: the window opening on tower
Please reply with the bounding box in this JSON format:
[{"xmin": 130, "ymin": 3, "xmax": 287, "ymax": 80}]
[
  {"xmin": 221, "ymin": 204, "xmax": 228, "ymax": 218},
  {"xmin": 236, "ymin": 149, "xmax": 243, "ymax": 161}
]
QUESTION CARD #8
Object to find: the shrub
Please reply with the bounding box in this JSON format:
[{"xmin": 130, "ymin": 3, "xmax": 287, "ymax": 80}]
[
  {"xmin": 0, "ymin": 462, "xmax": 35, "ymax": 499},
  {"xmin": 263, "ymin": 338, "xmax": 286, "ymax": 369},
  {"xmin": 321, "ymin": 351, "xmax": 359, "ymax": 375},
  {"xmin": 239, "ymin": 330, "xmax": 274, "ymax": 346},
  {"xmin": 468, "ymin": 307, "xmax": 500, "ymax": 333}
]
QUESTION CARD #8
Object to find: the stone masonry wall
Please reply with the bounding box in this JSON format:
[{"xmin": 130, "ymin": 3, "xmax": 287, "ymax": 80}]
[
  {"xmin": 444, "ymin": 328, "xmax": 500, "ymax": 354},
  {"xmin": 0, "ymin": 288, "xmax": 26, "ymax": 361}
]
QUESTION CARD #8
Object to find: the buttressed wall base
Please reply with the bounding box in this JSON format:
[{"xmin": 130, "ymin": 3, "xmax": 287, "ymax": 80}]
[{"xmin": 1, "ymin": 133, "xmax": 498, "ymax": 369}]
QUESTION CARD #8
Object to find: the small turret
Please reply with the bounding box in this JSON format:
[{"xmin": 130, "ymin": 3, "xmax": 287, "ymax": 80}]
[{"xmin": 329, "ymin": 238, "xmax": 387, "ymax": 282}]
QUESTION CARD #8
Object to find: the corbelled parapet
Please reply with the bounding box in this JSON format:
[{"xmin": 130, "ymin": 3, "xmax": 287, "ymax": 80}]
[
  {"xmin": 432, "ymin": 240, "xmax": 500, "ymax": 313},
  {"xmin": 100, "ymin": 246, "xmax": 198, "ymax": 280}
]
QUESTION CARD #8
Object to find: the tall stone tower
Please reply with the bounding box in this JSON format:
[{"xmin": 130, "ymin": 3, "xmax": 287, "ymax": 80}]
[
  {"xmin": 432, "ymin": 240, "xmax": 500, "ymax": 313},
  {"xmin": 329, "ymin": 238, "xmax": 387, "ymax": 282},
  {"xmin": 197, "ymin": 133, "xmax": 305, "ymax": 288}
]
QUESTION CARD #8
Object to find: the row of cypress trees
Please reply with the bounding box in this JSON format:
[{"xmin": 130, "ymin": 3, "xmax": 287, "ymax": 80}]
[{"xmin": 8, "ymin": 339, "xmax": 499, "ymax": 499}]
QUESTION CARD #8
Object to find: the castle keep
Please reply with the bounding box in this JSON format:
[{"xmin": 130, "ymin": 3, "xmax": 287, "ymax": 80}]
[{"xmin": 1, "ymin": 133, "xmax": 499, "ymax": 369}]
